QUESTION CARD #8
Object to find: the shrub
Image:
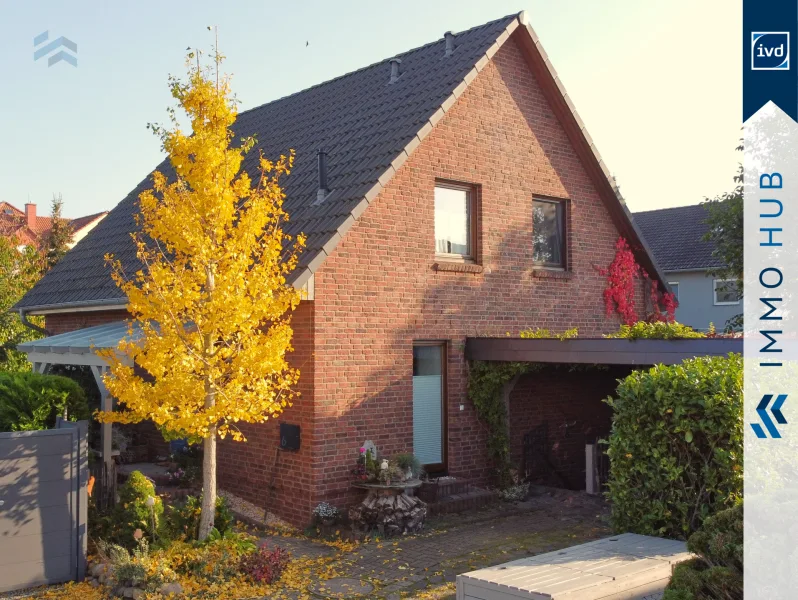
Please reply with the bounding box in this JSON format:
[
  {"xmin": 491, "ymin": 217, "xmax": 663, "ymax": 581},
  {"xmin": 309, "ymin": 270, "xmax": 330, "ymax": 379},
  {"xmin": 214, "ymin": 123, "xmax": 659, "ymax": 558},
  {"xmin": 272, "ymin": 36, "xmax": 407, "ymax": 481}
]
[
  {"xmin": 605, "ymin": 321, "xmax": 706, "ymax": 339},
  {"xmin": 392, "ymin": 453, "xmax": 423, "ymax": 478},
  {"xmin": 239, "ymin": 544, "xmax": 290, "ymax": 584},
  {"xmin": 115, "ymin": 471, "xmax": 164, "ymax": 547},
  {"xmin": 165, "ymin": 494, "xmax": 233, "ymax": 541},
  {"xmin": 605, "ymin": 354, "xmax": 742, "ymax": 538},
  {"xmin": 499, "ymin": 482, "xmax": 530, "ymax": 502},
  {"xmin": 97, "ymin": 537, "xmax": 177, "ymax": 592},
  {"xmin": 664, "ymin": 503, "xmax": 743, "ymax": 600},
  {"xmin": 0, "ymin": 371, "xmax": 89, "ymax": 431},
  {"xmin": 165, "ymin": 532, "xmax": 257, "ymax": 583}
]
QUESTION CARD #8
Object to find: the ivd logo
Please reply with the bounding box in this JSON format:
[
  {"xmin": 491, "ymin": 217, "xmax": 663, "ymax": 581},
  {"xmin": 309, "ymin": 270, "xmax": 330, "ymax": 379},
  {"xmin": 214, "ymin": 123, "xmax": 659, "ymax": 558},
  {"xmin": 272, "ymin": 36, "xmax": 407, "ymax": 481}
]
[{"xmin": 752, "ymin": 32, "xmax": 790, "ymax": 70}]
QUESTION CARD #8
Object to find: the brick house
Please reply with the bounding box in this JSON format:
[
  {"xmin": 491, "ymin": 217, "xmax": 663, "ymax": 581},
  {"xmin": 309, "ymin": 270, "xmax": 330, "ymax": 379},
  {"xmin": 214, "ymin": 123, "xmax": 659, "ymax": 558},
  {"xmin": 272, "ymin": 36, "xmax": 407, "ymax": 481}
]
[
  {"xmin": 1, "ymin": 201, "xmax": 107, "ymax": 249},
  {"xmin": 15, "ymin": 12, "xmax": 668, "ymax": 525}
]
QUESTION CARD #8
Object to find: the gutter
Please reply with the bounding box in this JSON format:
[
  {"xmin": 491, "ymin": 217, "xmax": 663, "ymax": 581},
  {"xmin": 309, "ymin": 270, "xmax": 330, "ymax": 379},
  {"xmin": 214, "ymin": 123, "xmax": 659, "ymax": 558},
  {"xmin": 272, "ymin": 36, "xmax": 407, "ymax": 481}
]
[{"xmin": 19, "ymin": 310, "xmax": 49, "ymax": 337}]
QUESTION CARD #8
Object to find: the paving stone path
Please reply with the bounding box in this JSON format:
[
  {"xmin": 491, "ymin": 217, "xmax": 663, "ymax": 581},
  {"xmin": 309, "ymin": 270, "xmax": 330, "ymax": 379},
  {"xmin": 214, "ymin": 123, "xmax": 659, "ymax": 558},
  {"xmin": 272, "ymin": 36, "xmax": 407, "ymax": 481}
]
[{"xmin": 260, "ymin": 490, "xmax": 611, "ymax": 599}]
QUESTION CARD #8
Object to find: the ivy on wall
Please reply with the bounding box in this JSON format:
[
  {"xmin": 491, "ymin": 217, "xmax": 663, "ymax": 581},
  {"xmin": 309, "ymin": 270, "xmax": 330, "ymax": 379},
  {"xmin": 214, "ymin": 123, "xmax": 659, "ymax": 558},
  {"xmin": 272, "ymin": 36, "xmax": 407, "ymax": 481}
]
[
  {"xmin": 599, "ymin": 237, "xmax": 677, "ymax": 325},
  {"xmin": 467, "ymin": 322, "xmax": 710, "ymax": 489}
]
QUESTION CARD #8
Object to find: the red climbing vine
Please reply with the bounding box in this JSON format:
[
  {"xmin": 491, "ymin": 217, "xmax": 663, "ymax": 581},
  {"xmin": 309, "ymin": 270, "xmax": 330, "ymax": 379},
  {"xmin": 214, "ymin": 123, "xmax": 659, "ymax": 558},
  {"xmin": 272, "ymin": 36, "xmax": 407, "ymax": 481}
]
[{"xmin": 600, "ymin": 237, "xmax": 677, "ymax": 325}]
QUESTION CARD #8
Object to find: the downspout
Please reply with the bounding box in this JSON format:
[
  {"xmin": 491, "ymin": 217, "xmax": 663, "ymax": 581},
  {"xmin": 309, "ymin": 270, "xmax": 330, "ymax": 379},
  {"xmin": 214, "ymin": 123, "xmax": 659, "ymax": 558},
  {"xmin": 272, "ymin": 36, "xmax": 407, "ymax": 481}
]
[{"xmin": 19, "ymin": 310, "xmax": 50, "ymax": 336}]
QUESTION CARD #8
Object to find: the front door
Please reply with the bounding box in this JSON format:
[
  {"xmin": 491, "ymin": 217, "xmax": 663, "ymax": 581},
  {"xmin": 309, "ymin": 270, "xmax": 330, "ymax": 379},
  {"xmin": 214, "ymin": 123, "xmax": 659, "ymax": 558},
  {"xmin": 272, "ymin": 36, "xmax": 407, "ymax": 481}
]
[{"xmin": 412, "ymin": 343, "xmax": 446, "ymax": 472}]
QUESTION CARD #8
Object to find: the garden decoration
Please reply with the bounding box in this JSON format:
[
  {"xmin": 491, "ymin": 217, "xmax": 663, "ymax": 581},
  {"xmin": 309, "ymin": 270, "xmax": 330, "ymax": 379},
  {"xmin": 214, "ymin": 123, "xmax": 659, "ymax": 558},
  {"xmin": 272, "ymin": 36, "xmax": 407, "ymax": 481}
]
[{"xmin": 349, "ymin": 445, "xmax": 427, "ymax": 536}]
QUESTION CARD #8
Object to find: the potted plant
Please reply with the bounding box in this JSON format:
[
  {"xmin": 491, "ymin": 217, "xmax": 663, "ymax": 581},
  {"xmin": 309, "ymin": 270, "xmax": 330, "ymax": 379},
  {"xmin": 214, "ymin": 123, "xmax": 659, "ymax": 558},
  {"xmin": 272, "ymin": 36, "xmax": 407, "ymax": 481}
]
[
  {"xmin": 313, "ymin": 502, "xmax": 340, "ymax": 526},
  {"xmin": 392, "ymin": 453, "xmax": 422, "ymax": 481}
]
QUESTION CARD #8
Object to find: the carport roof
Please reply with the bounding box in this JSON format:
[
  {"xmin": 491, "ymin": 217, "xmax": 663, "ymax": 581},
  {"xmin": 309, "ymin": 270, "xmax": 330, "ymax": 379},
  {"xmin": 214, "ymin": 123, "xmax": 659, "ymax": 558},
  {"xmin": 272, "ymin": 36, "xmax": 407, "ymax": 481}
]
[
  {"xmin": 465, "ymin": 337, "xmax": 741, "ymax": 366},
  {"xmin": 17, "ymin": 321, "xmax": 137, "ymax": 367}
]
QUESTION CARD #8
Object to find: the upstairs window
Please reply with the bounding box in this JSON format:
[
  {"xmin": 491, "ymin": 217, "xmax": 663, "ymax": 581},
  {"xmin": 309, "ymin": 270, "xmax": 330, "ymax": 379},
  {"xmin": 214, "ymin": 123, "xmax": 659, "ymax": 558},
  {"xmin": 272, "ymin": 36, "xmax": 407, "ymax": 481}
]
[
  {"xmin": 668, "ymin": 282, "xmax": 680, "ymax": 302},
  {"xmin": 532, "ymin": 198, "xmax": 566, "ymax": 268},
  {"xmin": 435, "ymin": 183, "xmax": 473, "ymax": 261}
]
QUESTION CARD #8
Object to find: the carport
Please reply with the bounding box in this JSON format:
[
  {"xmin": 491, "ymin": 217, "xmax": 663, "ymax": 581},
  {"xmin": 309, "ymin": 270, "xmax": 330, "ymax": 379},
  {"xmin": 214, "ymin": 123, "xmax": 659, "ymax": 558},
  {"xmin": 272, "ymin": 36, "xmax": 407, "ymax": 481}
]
[
  {"xmin": 465, "ymin": 336, "xmax": 742, "ymax": 492},
  {"xmin": 17, "ymin": 321, "xmax": 138, "ymax": 480}
]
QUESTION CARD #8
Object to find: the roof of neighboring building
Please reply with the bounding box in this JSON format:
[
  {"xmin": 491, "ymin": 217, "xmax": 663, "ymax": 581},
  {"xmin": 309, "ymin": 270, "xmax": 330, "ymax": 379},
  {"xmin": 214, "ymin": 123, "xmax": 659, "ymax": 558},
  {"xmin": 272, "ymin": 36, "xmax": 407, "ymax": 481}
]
[
  {"xmin": 633, "ymin": 204, "xmax": 724, "ymax": 272},
  {"xmin": 0, "ymin": 202, "xmax": 109, "ymax": 249},
  {"xmin": 15, "ymin": 12, "xmax": 666, "ymax": 313}
]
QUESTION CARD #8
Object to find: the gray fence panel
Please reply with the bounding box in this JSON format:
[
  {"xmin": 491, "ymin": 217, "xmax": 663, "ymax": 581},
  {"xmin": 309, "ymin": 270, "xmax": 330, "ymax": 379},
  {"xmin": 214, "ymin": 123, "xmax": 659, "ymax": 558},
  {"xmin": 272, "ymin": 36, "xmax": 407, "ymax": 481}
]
[{"xmin": 0, "ymin": 421, "xmax": 88, "ymax": 593}]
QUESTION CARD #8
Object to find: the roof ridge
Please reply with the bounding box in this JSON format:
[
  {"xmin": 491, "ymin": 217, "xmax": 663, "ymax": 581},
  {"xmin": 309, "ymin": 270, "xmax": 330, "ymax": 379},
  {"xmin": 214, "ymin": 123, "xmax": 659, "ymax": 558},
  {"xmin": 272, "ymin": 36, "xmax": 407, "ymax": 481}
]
[
  {"xmin": 633, "ymin": 203, "xmax": 708, "ymax": 216},
  {"xmin": 237, "ymin": 13, "xmax": 520, "ymax": 119}
]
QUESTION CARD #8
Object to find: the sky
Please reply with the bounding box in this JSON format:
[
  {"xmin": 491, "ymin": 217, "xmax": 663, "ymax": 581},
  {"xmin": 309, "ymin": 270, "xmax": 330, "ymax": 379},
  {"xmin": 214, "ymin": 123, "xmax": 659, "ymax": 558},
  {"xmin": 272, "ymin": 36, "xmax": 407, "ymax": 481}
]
[{"xmin": 0, "ymin": 1, "xmax": 741, "ymax": 219}]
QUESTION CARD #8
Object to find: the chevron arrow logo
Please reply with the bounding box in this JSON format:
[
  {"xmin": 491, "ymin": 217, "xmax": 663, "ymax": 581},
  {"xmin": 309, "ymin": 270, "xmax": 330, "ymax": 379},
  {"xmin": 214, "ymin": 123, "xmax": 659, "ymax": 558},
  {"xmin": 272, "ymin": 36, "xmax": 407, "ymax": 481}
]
[
  {"xmin": 33, "ymin": 31, "xmax": 78, "ymax": 67},
  {"xmin": 751, "ymin": 394, "xmax": 788, "ymax": 439}
]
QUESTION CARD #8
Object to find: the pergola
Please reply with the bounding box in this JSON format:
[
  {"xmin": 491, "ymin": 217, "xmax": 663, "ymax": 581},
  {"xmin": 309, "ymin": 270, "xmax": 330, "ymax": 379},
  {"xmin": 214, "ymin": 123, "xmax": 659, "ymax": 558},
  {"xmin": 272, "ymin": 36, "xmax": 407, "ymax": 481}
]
[{"xmin": 17, "ymin": 321, "xmax": 139, "ymax": 474}]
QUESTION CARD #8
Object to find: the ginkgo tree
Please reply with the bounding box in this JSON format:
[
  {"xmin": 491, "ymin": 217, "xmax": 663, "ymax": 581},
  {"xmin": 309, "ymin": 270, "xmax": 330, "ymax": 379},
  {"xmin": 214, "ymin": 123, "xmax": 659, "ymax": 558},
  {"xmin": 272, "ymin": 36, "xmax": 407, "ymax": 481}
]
[{"xmin": 98, "ymin": 45, "xmax": 305, "ymax": 540}]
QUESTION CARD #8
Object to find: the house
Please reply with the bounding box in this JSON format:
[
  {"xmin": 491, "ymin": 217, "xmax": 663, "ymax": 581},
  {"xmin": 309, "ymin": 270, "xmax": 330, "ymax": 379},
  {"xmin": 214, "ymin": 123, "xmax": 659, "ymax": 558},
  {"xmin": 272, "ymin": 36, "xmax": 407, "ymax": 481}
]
[
  {"xmin": 0, "ymin": 201, "xmax": 108, "ymax": 250},
  {"xmin": 633, "ymin": 204, "xmax": 740, "ymax": 331},
  {"xmin": 15, "ymin": 13, "xmax": 671, "ymax": 526}
]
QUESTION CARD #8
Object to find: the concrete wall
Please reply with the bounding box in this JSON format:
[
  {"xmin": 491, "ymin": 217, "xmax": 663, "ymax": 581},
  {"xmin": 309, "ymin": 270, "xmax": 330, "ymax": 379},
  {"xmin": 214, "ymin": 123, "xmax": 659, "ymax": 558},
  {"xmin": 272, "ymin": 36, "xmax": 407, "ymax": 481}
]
[{"xmin": 667, "ymin": 270, "xmax": 741, "ymax": 331}]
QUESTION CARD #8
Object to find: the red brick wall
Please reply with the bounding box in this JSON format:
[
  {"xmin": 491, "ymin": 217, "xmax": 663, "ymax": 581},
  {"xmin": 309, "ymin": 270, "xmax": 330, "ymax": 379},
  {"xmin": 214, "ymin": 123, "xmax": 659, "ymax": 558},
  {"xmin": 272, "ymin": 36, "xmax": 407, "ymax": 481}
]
[
  {"xmin": 45, "ymin": 309, "xmax": 127, "ymax": 335},
  {"xmin": 508, "ymin": 366, "xmax": 632, "ymax": 489},
  {"xmin": 46, "ymin": 304, "xmax": 317, "ymax": 527},
  {"xmin": 311, "ymin": 37, "xmax": 646, "ymax": 511},
  {"xmin": 217, "ymin": 300, "xmax": 316, "ymax": 527}
]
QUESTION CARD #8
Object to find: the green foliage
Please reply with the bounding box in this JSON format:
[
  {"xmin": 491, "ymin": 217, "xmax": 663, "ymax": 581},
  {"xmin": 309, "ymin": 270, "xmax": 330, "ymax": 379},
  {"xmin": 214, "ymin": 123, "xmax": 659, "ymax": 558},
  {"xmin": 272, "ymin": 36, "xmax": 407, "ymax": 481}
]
[
  {"xmin": 392, "ymin": 453, "xmax": 423, "ymax": 478},
  {"xmin": 115, "ymin": 471, "xmax": 164, "ymax": 547},
  {"xmin": 44, "ymin": 193, "xmax": 73, "ymax": 272},
  {"xmin": 97, "ymin": 537, "xmax": 177, "ymax": 592},
  {"xmin": 165, "ymin": 494, "xmax": 233, "ymax": 541},
  {"xmin": 172, "ymin": 533, "xmax": 257, "ymax": 583},
  {"xmin": 703, "ymin": 160, "xmax": 743, "ymax": 332},
  {"xmin": 605, "ymin": 321, "xmax": 706, "ymax": 339},
  {"xmin": 0, "ymin": 371, "xmax": 89, "ymax": 431},
  {"xmin": 0, "ymin": 236, "xmax": 43, "ymax": 371},
  {"xmin": 468, "ymin": 361, "xmax": 530, "ymax": 488},
  {"xmin": 519, "ymin": 327, "xmax": 578, "ymax": 339},
  {"xmin": 605, "ymin": 355, "xmax": 743, "ymax": 538},
  {"xmin": 664, "ymin": 503, "xmax": 743, "ymax": 600}
]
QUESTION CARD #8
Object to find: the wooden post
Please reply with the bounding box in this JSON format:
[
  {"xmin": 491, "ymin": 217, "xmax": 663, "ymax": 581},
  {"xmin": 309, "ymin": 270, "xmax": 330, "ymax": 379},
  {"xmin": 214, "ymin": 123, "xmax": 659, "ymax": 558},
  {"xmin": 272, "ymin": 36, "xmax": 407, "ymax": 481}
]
[{"xmin": 90, "ymin": 366, "xmax": 114, "ymax": 480}]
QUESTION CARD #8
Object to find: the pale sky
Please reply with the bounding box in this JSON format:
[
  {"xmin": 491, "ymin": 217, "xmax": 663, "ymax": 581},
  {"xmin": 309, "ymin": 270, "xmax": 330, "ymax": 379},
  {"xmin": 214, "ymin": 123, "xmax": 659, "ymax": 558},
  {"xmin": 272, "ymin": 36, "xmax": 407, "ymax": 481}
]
[{"xmin": 0, "ymin": 0, "xmax": 741, "ymax": 218}]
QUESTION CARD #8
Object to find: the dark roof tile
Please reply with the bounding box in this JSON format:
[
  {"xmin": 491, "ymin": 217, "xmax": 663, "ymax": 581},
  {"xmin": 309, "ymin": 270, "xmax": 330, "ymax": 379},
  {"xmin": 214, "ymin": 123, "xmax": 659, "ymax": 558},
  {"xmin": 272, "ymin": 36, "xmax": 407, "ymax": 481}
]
[{"xmin": 633, "ymin": 204, "xmax": 724, "ymax": 272}]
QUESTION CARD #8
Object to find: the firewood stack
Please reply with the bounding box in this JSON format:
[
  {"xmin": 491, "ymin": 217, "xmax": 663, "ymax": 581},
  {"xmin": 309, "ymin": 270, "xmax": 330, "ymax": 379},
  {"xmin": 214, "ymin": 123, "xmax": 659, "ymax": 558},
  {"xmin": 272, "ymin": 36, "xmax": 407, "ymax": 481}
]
[{"xmin": 349, "ymin": 491, "xmax": 427, "ymax": 536}]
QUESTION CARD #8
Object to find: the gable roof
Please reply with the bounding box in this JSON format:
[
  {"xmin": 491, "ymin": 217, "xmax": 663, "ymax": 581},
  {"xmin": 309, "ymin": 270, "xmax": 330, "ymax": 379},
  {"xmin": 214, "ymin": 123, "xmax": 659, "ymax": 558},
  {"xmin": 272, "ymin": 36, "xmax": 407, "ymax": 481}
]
[
  {"xmin": 15, "ymin": 12, "xmax": 666, "ymax": 313},
  {"xmin": 633, "ymin": 204, "xmax": 723, "ymax": 272},
  {"xmin": 0, "ymin": 202, "xmax": 109, "ymax": 250}
]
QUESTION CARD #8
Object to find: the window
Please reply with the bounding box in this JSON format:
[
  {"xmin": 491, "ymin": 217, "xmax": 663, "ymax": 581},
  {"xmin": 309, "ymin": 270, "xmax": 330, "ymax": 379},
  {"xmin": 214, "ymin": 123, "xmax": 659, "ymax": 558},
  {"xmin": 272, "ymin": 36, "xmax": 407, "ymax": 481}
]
[
  {"xmin": 714, "ymin": 279, "xmax": 741, "ymax": 305},
  {"xmin": 434, "ymin": 183, "xmax": 473, "ymax": 260},
  {"xmin": 532, "ymin": 198, "xmax": 566, "ymax": 268},
  {"xmin": 668, "ymin": 282, "xmax": 680, "ymax": 302},
  {"xmin": 412, "ymin": 343, "xmax": 446, "ymax": 470}
]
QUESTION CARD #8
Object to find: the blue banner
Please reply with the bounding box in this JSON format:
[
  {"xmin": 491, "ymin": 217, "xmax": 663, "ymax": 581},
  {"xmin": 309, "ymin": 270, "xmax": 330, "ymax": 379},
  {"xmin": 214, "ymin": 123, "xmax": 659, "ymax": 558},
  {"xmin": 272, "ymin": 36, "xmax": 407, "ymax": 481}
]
[{"xmin": 743, "ymin": 0, "xmax": 798, "ymax": 121}]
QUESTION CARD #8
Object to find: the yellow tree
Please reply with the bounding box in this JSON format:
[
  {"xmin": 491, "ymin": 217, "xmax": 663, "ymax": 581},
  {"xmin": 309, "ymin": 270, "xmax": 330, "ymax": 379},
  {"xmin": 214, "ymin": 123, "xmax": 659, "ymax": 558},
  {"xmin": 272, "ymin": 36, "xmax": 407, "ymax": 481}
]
[{"xmin": 98, "ymin": 47, "xmax": 304, "ymax": 539}]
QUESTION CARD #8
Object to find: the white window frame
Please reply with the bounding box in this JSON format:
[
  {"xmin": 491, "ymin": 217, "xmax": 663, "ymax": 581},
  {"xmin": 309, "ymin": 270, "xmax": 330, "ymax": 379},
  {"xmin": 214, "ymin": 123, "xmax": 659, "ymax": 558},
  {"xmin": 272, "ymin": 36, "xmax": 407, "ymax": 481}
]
[
  {"xmin": 668, "ymin": 281, "xmax": 680, "ymax": 302},
  {"xmin": 713, "ymin": 278, "xmax": 741, "ymax": 306}
]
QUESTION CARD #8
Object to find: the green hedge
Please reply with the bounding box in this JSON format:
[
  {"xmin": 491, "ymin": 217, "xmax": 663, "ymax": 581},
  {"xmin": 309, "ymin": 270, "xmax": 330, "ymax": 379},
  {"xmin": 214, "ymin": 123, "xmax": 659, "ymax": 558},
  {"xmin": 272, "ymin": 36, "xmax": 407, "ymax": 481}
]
[
  {"xmin": 0, "ymin": 371, "xmax": 90, "ymax": 431},
  {"xmin": 664, "ymin": 502, "xmax": 743, "ymax": 600},
  {"xmin": 605, "ymin": 354, "xmax": 743, "ymax": 538}
]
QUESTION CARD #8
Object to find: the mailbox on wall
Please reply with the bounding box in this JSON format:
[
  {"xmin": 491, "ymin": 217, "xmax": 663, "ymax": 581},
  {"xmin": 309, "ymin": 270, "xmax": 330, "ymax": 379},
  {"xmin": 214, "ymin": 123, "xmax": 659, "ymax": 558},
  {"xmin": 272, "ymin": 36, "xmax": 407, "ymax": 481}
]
[{"xmin": 279, "ymin": 423, "xmax": 300, "ymax": 450}]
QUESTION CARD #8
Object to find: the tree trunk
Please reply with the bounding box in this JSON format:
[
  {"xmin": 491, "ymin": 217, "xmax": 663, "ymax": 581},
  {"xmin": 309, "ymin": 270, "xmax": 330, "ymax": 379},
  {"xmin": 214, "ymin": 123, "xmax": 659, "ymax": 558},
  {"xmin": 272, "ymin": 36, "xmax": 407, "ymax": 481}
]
[{"xmin": 199, "ymin": 426, "xmax": 217, "ymax": 540}]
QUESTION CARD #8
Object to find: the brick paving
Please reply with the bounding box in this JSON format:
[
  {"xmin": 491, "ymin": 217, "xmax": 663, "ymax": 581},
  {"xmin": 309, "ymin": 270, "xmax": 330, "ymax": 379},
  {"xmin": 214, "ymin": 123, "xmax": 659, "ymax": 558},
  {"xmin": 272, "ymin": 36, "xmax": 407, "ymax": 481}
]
[{"xmin": 293, "ymin": 490, "xmax": 611, "ymax": 599}]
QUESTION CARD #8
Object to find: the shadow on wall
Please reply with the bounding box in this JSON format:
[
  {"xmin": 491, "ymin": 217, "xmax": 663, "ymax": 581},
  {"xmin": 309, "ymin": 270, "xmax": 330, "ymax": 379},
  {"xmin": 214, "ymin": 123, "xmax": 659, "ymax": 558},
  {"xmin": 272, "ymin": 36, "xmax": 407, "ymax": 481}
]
[{"xmin": 0, "ymin": 430, "xmax": 78, "ymax": 591}]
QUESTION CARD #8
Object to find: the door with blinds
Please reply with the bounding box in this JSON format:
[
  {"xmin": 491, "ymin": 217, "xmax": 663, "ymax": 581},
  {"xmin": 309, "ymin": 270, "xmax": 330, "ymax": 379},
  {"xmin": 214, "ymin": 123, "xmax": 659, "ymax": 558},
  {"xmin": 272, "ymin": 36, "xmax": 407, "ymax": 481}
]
[{"xmin": 412, "ymin": 343, "xmax": 446, "ymax": 471}]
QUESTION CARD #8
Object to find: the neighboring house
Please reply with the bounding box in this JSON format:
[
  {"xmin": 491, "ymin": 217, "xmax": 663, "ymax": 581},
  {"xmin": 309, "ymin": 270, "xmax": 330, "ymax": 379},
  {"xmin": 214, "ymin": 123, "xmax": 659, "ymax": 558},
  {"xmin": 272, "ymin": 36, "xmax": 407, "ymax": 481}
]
[
  {"xmin": 15, "ymin": 13, "xmax": 668, "ymax": 526},
  {"xmin": 634, "ymin": 204, "xmax": 740, "ymax": 331},
  {"xmin": 0, "ymin": 201, "xmax": 108, "ymax": 250}
]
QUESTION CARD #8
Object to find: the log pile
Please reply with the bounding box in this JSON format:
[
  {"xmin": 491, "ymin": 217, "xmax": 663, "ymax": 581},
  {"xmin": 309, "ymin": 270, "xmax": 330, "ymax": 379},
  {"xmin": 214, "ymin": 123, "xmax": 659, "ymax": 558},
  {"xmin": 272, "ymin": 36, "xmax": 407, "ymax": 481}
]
[{"xmin": 349, "ymin": 491, "xmax": 427, "ymax": 537}]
